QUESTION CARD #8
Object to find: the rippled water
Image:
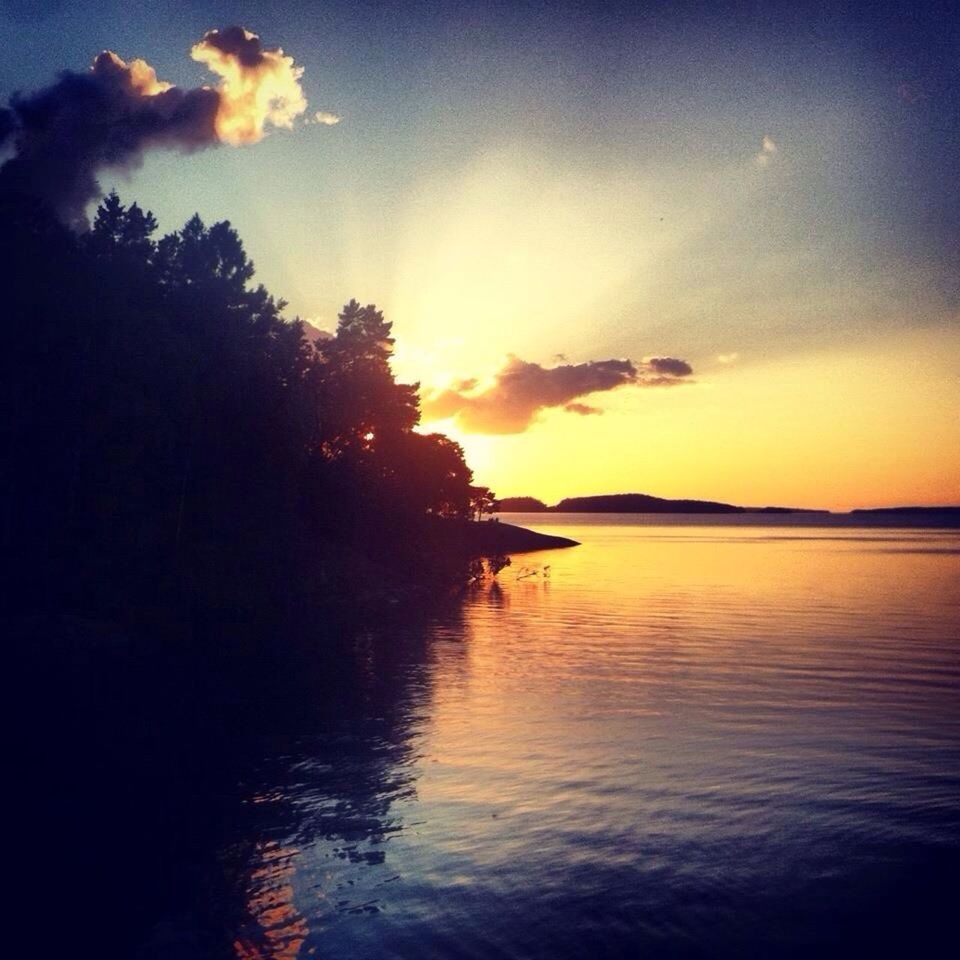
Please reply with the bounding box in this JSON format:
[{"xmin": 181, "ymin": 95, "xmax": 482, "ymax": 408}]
[{"xmin": 225, "ymin": 517, "xmax": 960, "ymax": 959}]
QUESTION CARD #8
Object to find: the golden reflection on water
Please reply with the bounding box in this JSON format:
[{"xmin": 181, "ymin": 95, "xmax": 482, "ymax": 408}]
[
  {"xmin": 226, "ymin": 519, "xmax": 960, "ymax": 959},
  {"xmin": 416, "ymin": 522, "xmax": 960, "ymax": 892},
  {"xmin": 233, "ymin": 841, "xmax": 307, "ymax": 960}
]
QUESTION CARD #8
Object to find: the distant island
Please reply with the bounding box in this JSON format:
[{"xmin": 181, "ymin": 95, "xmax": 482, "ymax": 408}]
[
  {"xmin": 495, "ymin": 493, "xmax": 828, "ymax": 514},
  {"xmin": 495, "ymin": 495, "xmax": 960, "ymax": 524},
  {"xmin": 849, "ymin": 507, "xmax": 960, "ymax": 522},
  {"xmin": 496, "ymin": 496, "xmax": 553, "ymax": 512}
]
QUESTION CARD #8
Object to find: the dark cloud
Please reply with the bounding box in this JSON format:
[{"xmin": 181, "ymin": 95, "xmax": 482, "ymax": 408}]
[
  {"xmin": 647, "ymin": 356, "xmax": 693, "ymax": 377},
  {"xmin": 423, "ymin": 353, "xmax": 693, "ymax": 434},
  {"xmin": 564, "ymin": 402, "xmax": 602, "ymax": 416},
  {"xmin": 0, "ymin": 106, "xmax": 16, "ymax": 147},
  {"xmin": 0, "ymin": 52, "xmax": 220, "ymax": 225},
  {"xmin": 0, "ymin": 51, "xmax": 219, "ymax": 228},
  {"xmin": 197, "ymin": 26, "xmax": 269, "ymax": 68},
  {"xmin": 0, "ymin": 27, "xmax": 307, "ymax": 228}
]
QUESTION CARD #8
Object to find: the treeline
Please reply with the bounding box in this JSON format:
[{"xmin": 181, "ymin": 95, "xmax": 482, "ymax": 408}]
[{"xmin": 0, "ymin": 191, "xmax": 494, "ymax": 623}]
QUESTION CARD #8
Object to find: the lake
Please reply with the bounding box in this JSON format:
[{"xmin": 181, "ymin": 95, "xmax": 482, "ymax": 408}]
[{"xmin": 221, "ymin": 515, "xmax": 960, "ymax": 959}]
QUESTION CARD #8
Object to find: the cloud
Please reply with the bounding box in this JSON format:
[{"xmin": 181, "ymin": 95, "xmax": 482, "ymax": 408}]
[
  {"xmin": 190, "ymin": 27, "xmax": 307, "ymax": 145},
  {"xmin": 717, "ymin": 352, "xmax": 739, "ymax": 364},
  {"xmin": 0, "ymin": 26, "xmax": 307, "ymax": 226},
  {"xmin": 646, "ymin": 356, "xmax": 693, "ymax": 376},
  {"xmin": 755, "ymin": 134, "xmax": 778, "ymax": 168},
  {"xmin": 423, "ymin": 354, "xmax": 693, "ymax": 433},
  {"xmin": 312, "ymin": 110, "xmax": 342, "ymax": 126}
]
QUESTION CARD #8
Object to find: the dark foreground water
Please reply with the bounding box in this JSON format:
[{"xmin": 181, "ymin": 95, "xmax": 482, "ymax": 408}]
[{"xmin": 211, "ymin": 515, "xmax": 960, "ymax": 959}]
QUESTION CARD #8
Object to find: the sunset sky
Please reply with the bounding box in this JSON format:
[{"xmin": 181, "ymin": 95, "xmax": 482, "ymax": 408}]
[{"xmin": 3, "ymin": 0, "xmax": 957, "ymax": 510}]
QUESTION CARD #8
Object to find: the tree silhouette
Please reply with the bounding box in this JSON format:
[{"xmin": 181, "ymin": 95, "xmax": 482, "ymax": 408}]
[
  {"xmin": 0, "ymin": 190, "xmax": 492, "ymax": 619},
  {"xmin": 1, "ymin": 187, "xmax": 502, "ymax": 960},
  {"xmin": 312, "ymin": 299, "xmax": 420, "ymax": 459}
]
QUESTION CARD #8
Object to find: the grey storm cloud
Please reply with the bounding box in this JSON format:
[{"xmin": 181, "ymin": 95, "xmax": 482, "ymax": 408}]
[
  {"xmin": 423, "ymin": 354, "xmax": 693, "ymax": 434},
  {"xmin": 0, "ymin": 28, "xmax": 307, "ymax": 228}
]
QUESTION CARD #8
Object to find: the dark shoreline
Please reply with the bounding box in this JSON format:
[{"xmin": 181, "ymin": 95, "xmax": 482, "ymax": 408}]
[
  {"xmin": 459, "ymin": 520, "xmax": 579, "ymax": 553},
  {"xmin": 6, "ymin": 517, "xmax": 574, "ymax": 959}
]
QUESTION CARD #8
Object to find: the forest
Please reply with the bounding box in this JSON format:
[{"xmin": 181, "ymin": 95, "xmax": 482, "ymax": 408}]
[
  {"xmin": 0, "ymin": 184, "xmax": 513, "ymax": 955},
  {"xmin": 0, "ymin": 189, "xmax": 498, "ymax": 630}
]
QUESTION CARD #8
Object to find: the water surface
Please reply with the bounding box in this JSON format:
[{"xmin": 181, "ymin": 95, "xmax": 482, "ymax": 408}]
[{"xmin": 225, "ymin": 516, "xmax": 960, "ymax": 958}]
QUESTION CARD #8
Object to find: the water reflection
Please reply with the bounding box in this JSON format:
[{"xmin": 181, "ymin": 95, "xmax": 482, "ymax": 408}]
[
  {"xmin": 219, "ymin": 606, "xmax": 476, "ymax": 959},
  {"xmin": 233, "ymin": 841, "xmax": 307, "ymax": 960},
  {"xmin": 214, "ymin": 522, "xmax": 960, "ymax": 959}
]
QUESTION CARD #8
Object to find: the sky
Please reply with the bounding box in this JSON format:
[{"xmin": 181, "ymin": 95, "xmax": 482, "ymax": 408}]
[{"xmin": 2, "ymin": 0, "xmax": 958, "ymax": 509}]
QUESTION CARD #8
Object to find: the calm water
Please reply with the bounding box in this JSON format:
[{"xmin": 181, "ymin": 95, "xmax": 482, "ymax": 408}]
[{"xmin": 224, "ymin": 516, "xmax": 960, "ymax": 959}]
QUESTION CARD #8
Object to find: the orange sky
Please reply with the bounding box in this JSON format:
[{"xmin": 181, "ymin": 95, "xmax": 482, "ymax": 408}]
[{"xmin": 413, "ymin": 323, "xmax": 960, "ymax": 511}]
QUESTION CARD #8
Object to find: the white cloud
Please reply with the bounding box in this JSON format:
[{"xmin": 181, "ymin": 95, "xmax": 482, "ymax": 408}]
[
  {"xmin": 755, "ymin": 134, "xmax": 778, "ymax": 167},
  {"xmin": 313, "ymin": 110, "xmax": 342, "ymax": 126},
  {"xmin": 717, "ymin": 352, "xmax": 740, "ymax": 364}
]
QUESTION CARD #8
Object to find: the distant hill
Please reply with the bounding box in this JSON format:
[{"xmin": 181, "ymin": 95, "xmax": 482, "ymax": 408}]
[
  {"xmin": 554, "ymin": 494, "xmax": 744, "ymax": 513},
  {"xmin": 495, "ymin": 496, "xmax": 549, "ymax": 512},
  {"xmin": 849, "ymin": 507, "xmax": 960, "ymax": 525},
  {"xmin": 496, "ymin": 493, "xmax": 825, "ymax": 514},
  {"xmin": 496, "ymin": 493, "xmax": 960, "ymax": 519}
]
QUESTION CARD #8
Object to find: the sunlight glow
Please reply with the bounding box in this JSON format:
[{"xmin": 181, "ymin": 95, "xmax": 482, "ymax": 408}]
[{"xmin": 390, "ymin": 149, "xmax": 674, "ymax": 380}]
